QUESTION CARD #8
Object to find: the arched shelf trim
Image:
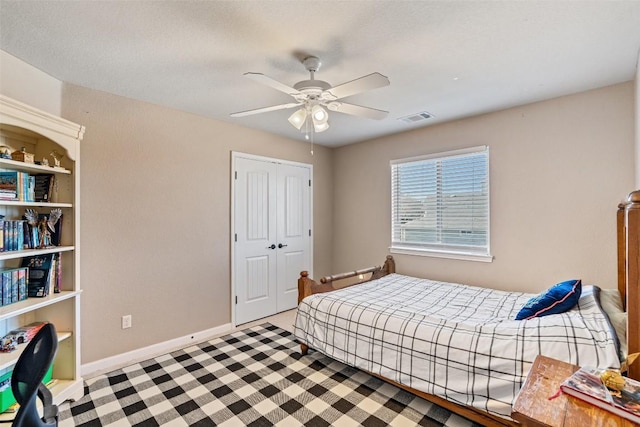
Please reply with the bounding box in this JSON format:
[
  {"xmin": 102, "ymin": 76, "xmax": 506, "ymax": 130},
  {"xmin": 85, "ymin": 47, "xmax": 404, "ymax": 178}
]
[{"xmin": 0, "ymin": 95, "xmax": 84, "ymax": 160}]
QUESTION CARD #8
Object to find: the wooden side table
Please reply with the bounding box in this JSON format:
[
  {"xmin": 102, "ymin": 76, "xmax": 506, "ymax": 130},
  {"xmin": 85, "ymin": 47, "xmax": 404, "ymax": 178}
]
[{"xmin": 512, "ymin": 355, "xmax": 635, "ymax": 426}]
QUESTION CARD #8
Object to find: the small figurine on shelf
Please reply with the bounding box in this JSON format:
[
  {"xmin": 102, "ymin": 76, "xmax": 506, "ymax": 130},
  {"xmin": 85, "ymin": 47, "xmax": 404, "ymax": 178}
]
[
  {"xmin": 0, "ymin": 146, "xmax": 11, "ymax": 159},
  {"xmin": 25, "ymin": 209, "xmax": 48, "ymax": 248},
  {"xmin": 49, "ymin": 150, "xmax": 63, "ymax": 168},
  {"xmin": 24, "ymin": 208, "xmax": 62, "ymax": 248},
  {"xmin": 0, "ymin": 336, "xmax": 17, "ymax": 353},
  {"xmin": 37, "ymin": 216, "xmax": 51, "ymax": 248},
  {"xmin": 41, "ymin": 157, "xmax": 49, "ymax": 167}
]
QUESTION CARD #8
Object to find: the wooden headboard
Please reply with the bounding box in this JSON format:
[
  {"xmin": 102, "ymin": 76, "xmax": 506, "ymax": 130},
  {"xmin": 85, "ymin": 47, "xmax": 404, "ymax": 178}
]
[{"xmin": 617, "ymin": 190, "xmax": 639, "ymax": 380}]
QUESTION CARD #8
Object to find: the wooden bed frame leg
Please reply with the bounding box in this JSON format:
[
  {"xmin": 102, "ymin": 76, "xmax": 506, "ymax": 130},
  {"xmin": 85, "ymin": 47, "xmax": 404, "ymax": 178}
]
[{"xmin": 300, "ymin": 343, "xmax": 308, "ymax": 355}]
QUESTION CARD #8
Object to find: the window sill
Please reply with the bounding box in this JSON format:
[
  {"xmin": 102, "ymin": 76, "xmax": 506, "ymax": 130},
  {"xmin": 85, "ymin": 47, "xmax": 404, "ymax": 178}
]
[{"xmin": 389, "ymin": 246, "xmax": 494, "ymax": 263}]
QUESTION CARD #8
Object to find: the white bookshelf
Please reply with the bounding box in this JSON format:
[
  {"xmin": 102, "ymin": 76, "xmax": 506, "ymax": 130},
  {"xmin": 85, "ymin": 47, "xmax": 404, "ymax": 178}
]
[{"xmin": 0, "ymin": 94, "xmax": 84, "ymax": 409}]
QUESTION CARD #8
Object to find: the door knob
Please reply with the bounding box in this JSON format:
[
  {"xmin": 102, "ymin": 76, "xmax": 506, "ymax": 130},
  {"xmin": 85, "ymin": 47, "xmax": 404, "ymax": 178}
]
[
  {"xmin": 278, "ymin": 243, "xmax": 288, "ymax": 248},
  {"xmin": 267, "ymin": 244, "xmax": 276, "ymax": 249}
]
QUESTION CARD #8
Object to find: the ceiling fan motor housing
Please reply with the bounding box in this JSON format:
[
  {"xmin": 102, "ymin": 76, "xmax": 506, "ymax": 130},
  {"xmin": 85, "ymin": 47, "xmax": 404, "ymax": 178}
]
[
  {"xmin": 293, "ymin": 80, "xmax": 331, "ymax": 92},
  {"xmin": 302, "ymin": 56, "xmax": 321, "ymax": 72}
]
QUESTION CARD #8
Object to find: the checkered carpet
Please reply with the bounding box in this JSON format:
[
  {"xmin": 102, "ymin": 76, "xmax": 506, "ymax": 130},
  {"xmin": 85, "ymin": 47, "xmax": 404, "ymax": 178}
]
[{"xmin": 60, "ymin": 324, "xmax": 480, "ymax": 426}]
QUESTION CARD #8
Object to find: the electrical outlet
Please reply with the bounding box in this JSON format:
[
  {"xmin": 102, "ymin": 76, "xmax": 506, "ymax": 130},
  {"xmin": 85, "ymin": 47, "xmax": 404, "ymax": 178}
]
[{"xmin": 121, "ymin": 315, "xmax": 132, "ymax": 329}]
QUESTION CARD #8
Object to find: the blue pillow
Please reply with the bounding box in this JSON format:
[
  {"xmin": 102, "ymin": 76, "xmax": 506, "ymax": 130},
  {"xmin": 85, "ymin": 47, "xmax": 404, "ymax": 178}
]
[{"xmin": 515, "ymin": 279, "xmax": 582, "ymax": 320}]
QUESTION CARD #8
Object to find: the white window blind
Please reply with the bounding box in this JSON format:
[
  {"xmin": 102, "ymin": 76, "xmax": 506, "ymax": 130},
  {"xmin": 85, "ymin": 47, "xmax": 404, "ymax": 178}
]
[{"xmin": 391, "ymin": 146, "xmax": 490, "ymax": 259}]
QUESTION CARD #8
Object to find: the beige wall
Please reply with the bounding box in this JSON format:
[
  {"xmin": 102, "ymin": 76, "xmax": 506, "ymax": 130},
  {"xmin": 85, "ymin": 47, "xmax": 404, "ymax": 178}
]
[
  {"xmin": 59, "ymin": 85, "xmax": 333, "ymax": 363},
  {"xmin": 333, "ymin": 83, "xmax": 635, "ymax": 293},
  {"xmin": 0, "ymin": 51, "xmax": 62, "ymax": 115}
]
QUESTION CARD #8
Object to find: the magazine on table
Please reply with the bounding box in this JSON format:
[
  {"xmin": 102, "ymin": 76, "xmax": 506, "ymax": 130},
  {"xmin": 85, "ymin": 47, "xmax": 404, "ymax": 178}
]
[{"xmin": 560, "ymin": 366, "xmax": 640, "ymax": 423}]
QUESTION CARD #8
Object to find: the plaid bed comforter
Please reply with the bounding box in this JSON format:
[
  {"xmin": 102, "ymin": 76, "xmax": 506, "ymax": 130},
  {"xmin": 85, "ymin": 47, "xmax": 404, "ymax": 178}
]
[{"xmin": 294, "ymin": 274, "xmax": 620, "ymax": 417}]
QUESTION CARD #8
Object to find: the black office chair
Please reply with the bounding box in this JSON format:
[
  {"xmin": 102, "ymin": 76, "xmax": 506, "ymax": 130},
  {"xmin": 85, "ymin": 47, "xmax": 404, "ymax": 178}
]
[{"xmin": 4, "ymin": 323, "xmax": 58, "ymax": 427}]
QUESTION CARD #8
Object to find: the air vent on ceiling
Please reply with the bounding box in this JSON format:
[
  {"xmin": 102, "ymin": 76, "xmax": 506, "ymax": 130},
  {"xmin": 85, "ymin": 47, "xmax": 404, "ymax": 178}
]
[{"xmin": 398, "ymin": 111, "xmax": 434, "ymax": 124}]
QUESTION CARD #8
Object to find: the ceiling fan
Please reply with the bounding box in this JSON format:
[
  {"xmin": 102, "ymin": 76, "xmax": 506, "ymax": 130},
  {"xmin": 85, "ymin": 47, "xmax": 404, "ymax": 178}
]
[{"xmin": 230, "ymin": 56, "xmax": 390, "ymax": 134}]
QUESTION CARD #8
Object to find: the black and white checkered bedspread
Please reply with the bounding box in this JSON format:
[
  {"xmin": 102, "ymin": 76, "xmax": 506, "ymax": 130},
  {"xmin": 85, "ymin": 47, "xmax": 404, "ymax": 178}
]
[{"xmin": 294, "ymin": 274, "xmax": 620, "ymax": 417}]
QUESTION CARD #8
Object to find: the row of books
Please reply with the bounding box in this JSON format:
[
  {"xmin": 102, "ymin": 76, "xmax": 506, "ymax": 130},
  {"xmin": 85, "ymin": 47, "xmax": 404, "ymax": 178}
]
[
  {"xmin": 0, "ymin": 214, "xmax": 62, "ymax": 252},
  {"xmin": 0, "ymin": 267, "xmax": 28, "ymax": 306},
  {"xmin": 0, "ymin": 254, "xmax": 60, "ymax": 306},
  {"xmin": 0, "ymin": 171, "xmax": 34, "ymax": 202},
  {"xmin": 1, "ymin": 220, "xmax": 26, "ymax": 252},
  {"xmin": 0, "ymin": 172, "xmax": 55, "ymax": 202}
]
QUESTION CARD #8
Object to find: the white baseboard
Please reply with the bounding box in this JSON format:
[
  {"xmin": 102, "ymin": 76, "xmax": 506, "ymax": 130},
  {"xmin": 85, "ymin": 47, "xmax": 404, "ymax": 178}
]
[{"xmin": 81, "ymin": 323, "xmax": 233, "ymax": 379}]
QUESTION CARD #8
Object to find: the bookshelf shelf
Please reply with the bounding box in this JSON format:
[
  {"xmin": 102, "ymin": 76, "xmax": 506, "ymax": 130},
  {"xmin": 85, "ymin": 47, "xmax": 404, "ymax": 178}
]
[
  {"xmin": 0, "ymin": 95, "xmax": 84, "ymax": 406},
  {"xmin": 0, "ymin": 245, "xmax": 74, "ymax": 262},
  {"xmin": 0, "ymin": 331, "xmax": 71, "ymax": 371},
  {"xmin": 0, "ymin": 200, "xmax": 72, "ymax": 208},
  {"xmin": 0, "ymin": 158, "xmax": 71, "ymax": 175},
  {"xmin": 0, "ymin": 290, "xmax": 80, "ymax": 321}
]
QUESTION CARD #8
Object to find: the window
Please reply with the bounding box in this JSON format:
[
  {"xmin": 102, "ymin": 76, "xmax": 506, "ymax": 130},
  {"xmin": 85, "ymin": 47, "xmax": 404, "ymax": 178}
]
[{"xmin": 390, "ymin": 146, "xmax": 491, "ymax": 262}]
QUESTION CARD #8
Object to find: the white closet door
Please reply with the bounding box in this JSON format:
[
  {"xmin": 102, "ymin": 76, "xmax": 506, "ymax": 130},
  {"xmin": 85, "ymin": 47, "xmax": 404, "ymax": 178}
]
[
  {"xmin": 276, "ymin": 163, "xmax": 310, "ymax": 312},
  {"xmin": 234, "ymin": 157, "xmax": 278, "ymax": 325},
  {"xmin": 233, "ymin": 154, "xmax": 312, "ymax": 325}
]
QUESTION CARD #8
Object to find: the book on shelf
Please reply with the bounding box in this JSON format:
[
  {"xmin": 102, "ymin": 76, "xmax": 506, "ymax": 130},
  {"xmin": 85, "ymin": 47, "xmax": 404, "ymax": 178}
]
[
  {"xmin": 40, "ymin": 212, "xmax": 63, "ymax": 247},
  {"xmin": 33, "ymin": 173, "xmax": 55, "ymax": 203},
  {"xmin": 560, "ymin": 366, "xmax": 640, "ymax": 423},
  {"xmin": 0, "ymin": 271, "xmax": 10, "ymax": 306},
  {"xmin": 54, "ymin": 252, "xmax": 61, "ymax": 293},
  {"xmin": 49, "ymin": 252, "xmax": 62, "ymax": 294},
  {"xmin": 21, "ymin": 253, "xmax": 55, "ymax": 298},
  {"xmin": 17, "ymin": 268, "xmax": 27, "ymax": 300},
  {"xmin": 22, "ymin": 220, "xmax": 32, "ymax": 249},
  {"xmin": 10, "ymin": 269, "xmax": 18, "ymax": 304},
  {"xmin": 0, "ymin": 172, "xmax": 17, "ymax": 195},
  {"xmin": 0, "ymin": 189, "xmax": 16, "ymax": 200}
]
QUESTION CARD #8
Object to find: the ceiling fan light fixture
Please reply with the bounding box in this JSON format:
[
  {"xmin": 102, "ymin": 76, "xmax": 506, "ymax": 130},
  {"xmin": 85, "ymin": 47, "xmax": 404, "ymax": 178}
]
[
  {"xmin": 313, "ymin": 121, "xmax": 330, "ymax": 133},
  {"xmin": 288, "ymin": 108, "xmax": 308, "ymax": 130},
  {"xmin": 311, "ymin": 104, "xmax": 328, "ymax": 122}
]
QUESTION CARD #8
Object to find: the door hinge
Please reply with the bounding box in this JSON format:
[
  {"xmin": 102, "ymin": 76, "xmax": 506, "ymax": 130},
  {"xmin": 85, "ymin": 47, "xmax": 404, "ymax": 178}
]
[
  {"xmin": 235, "ymin": 171, "xmax": 238, "ymax": 179},
  {"xmin": 309, "ymin": 179, "xmax": 311, "ymax": 187},
  {"xmin": 234, "ymin": 233, "xmax": 237, "ymax": 242},
  {"xmin": 309, "ymin": 229, "xmax": 311, "ymax": 236},
  {"xmin": 235, "ymin": 296, "xmax": 238, "ymax": 304}
]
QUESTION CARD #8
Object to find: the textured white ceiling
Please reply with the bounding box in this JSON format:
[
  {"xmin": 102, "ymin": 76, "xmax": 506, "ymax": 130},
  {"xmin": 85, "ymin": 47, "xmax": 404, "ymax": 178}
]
[{"xmin": 1, "ymin": 1, "xmax": 639, "ymax": 147}]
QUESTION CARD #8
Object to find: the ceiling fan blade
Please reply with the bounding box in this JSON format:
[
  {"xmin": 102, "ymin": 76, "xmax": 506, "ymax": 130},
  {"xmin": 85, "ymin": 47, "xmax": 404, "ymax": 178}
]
[
  {"xmin": 230, "ymin": 102, "xmax": 302, "ymax": 117},
  {"xmin": 327, "ymin": 102, "xmax": 388, "ymax": 120},
  {"xmin": 244, "ymin": 72, "xmax": 301, "ymax": 96},
  {"xmin": 327, "ymin": 72, "xmax": 390, "ymax": 100}
]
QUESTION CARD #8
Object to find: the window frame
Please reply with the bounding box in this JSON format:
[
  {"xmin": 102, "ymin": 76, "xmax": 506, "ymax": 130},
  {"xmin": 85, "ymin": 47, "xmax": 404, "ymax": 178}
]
[{"xmin": 389, "ymin": 145, "xmax": 493, "ymax": 262}]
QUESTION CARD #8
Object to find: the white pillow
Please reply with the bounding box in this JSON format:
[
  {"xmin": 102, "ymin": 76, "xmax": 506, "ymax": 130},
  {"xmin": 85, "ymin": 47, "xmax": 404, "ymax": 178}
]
[
  {"xmin": 609, "ymin": 311, "xmax": 628, "ymax": 359},
  {"xmin": 599, "ymin": 288, "xmax": 627, "ymax": 359},
  {"xmin": 600, "ymin": 288, "xmax": 624, "ymax": 313}
]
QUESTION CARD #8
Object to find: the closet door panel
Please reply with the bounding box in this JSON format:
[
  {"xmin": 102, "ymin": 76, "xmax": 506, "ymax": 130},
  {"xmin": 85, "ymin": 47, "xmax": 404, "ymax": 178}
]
[
  {"xmin": 276, "ymin": 163, "xmax": 310, "ymax": 312},
  {"xmin": 234, "ymin": 157, "xmax": 278, "ymax": 324}
]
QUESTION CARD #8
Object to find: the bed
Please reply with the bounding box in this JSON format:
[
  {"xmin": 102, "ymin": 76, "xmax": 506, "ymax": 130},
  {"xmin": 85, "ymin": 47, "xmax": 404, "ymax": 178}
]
[{"xmin": 294, "ymin": 190, "xmax": 639, "ymax": 427}]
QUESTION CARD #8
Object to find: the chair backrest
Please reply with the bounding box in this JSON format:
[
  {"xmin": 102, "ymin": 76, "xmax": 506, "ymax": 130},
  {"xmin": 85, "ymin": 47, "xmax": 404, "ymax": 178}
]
[{"xmin": 11, "ymin": 323, "xmax": 58, "ymax": 427}]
